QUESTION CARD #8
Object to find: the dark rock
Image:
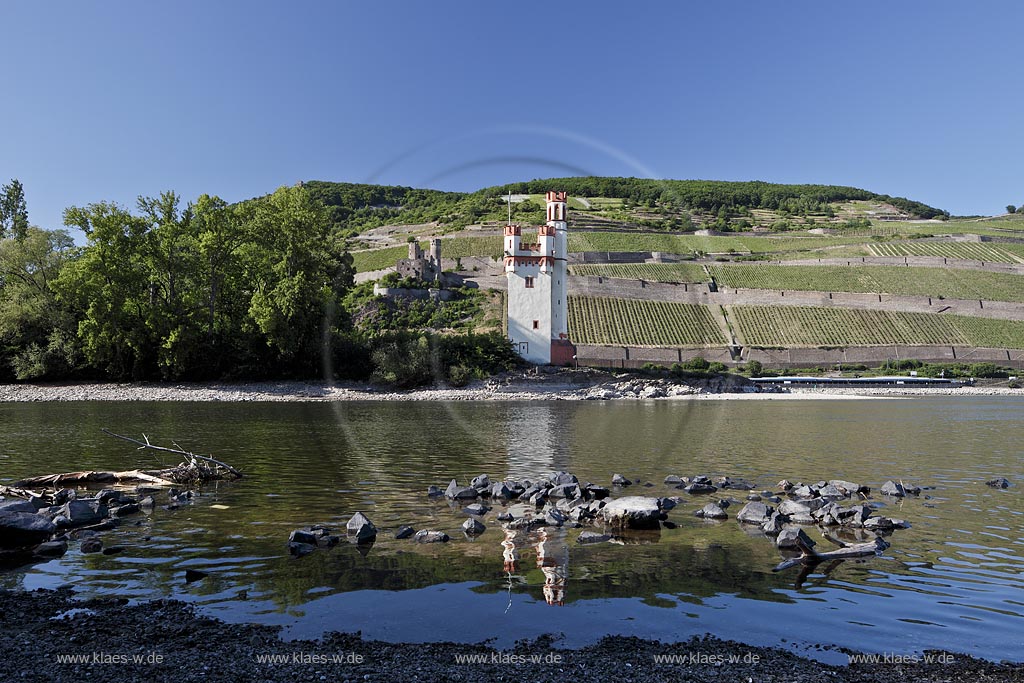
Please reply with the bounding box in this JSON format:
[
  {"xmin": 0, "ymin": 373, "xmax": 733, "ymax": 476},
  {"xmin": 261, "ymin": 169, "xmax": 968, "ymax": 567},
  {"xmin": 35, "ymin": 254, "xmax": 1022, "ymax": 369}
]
[
  {"xmin": 843, "ymin": 504, "xmax": 872, "ymax": 527},
  {"xmin": 346, "ymin": 512, "xmax": 377, "ymax": 542},
  {"xmin": 426, "ymin": 485, "xmax": 444, "ymax": 498},
  {"xmin": 289, "ymin": 529, "xmax": 318, "ymax": 545},
  {"xmin": 109, "ymin": 502, "xmax": 140, "ymax": 517},
  {"xmin": 864, "ymin": 516, "xmax": 895, "ymax": 531},
  {"xmin": 185, "ymin": 569, "xmax": 208, "ymax": 582},
  {"xmin": 576, "ymin": 531, "xmax": 613, "ymax": 544},
  {"xmin": 985, "ymin": 477, "xmax": 1011, "ymax": 489},
  {"xmin": 791, "ymin": 485, "xmax": 817, "ymax": 499},
  {"xmin": 736, "ymin": 501, "xmax": 774, "ymax": 525},
  {"xmin": 694, "ymin": 503, "xmax": 728, "ymax": 520},
  {"xmin": 319, "ymin": 535, "xmax": 341, "ymax": 548},
  {"xmin": 611, "ymin": 474, "xmax": 632, "ymax": 487},
  {"xmin": 544, "ymin": 509, "xmax": 568, "ymax": 527},
  {"xmin": 53, "ymin": 489, "xmax": 77, "ymax": 505},
  {"xmin": 550, "ymin": 471, "xmax": 578, "ymax": 486},
  {"xmin": 101, "ymin": 546, "xmax": 125, "ymax": 555},
  {"xmin": 642, "ymin": 482, "xmax": 654, "ymax": 488},
  {"xmin": 829, "ymin": 480, "xmax": 861, "ymax": 497},
  {"xmin": 470, "ymin": 474, "xmax": 491, "ymax": 492},
  {"xmin": 880, "ymin": 481, "xmax": 905, "ymax": 497},
  {"xmin": 817, "ymin": 484, "xmax": 845, "ymax": 499},
  {"xmin": 445, "ymin": 479, "xmax": 479, "ymax": 500},
  {"xmin": 777, "ymin": 479, "xmax": 794, "ymax": 490},
  {"xmin": 549, "ymin": 483, "xmax": 581, "ymax": 500},
  {"xmin": 462, "ymin": 518, "xmax": 485, "ymax": 535},
  {"xmin": 776, "ymin": 527, "xmax": 816, "ymax": 549},
  {"xmin": 496, "ymin": 512, "xmax": 514, "ymax": 522},
  {"xmin": 683, "ymin": 482, "xmax": 717, "ymax": 494},
  {"xmin": 413, "ymin": 530, "xmax": 450, "ymax": 543},
  {"xmin": 890, "ymin": 519, "xmax": 911, "ymax": 529},
  {"xmin": 600, "ymin": 496, "xmax": 662, "ymax": 530},
  {"xmin": 656, "ymin": 497, "xmax": 678, "ymax": 512},
  {"xmin": 765, "ymin": 495, "xmax": 782, "ymax": 504},
  {"xmin": 0, "ymin": 512, "xmax": 56, "ymax": 549},
  {"xmin": 528, "ymin": 491, "xmax": 548, "ymax": 507},
  {"xmin": 80, "ymin": 537, "xmax": 103, "ymax": 554},
  {"xmin": 747, "ymin": 494, "xmax": 762, "ymax": 502},
  {"xmin": 585, "ymin": 485, "xmax": 611, "ymax": 499},
  {"xmin": 57, "ymin": 499, "xmax": 108, "ymax": 527},
  {"xmin": 491, "ymin": 482, "xmax": 515, "ymax": 499},
  {"xmin": 34, "ymin": 540, "xmax": 68, "ymax": 558},
  {"xmin": 760, "ymin": 512, "xmax": 786, "ymax": 535},
  {"xmin": 394, "ymin": 526, "xmax": 415, "ymax": 540},
  {"xmin": 461, "ymin": 503, "xmax": 491, "ymax": 516},
  {"xmin": 0, "ymin": 499, "xmax": 38, "ymax": 514},
  {"xmin": 288, "ymin": 542, "xmax": 316, "ymax": 557},
  {"xmin": 661, "ymin": 520, "xmax": 678, "ymax": 529},
  {"xmin": 664, "ymin": 475, "xmax": 683, "ymax": 485},
  {"xmin": 138, "ymin": 496, "xmax": 156, "ymax": 509}
]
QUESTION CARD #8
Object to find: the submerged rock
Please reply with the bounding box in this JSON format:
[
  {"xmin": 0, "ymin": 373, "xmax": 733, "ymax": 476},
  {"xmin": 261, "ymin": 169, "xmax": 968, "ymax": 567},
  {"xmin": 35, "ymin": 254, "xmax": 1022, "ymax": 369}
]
[
  {"xmin": 413, "ymin": 530, "xmax": 450, "ymax": 543},
  {"xmin": 985, "ymin": 477, "xmax": 1011, "ymax": 489},
  {"xmin": 576, "ymin": 531, "xmax": 613, "ymax": 544},
  {"xmin": 394, "ymin": 526, "xmax": 415, "ymax": 540},
  {"xmin": 288, "ymin": 542, "xmax": 316, "ymax": 557},
  {"xmin": 80, "ymin": 537, "xmax": 103, "ymax": 554},
  {"xmin": 611, "ymin": 474, "xmax": 632, "ymax": 487}
]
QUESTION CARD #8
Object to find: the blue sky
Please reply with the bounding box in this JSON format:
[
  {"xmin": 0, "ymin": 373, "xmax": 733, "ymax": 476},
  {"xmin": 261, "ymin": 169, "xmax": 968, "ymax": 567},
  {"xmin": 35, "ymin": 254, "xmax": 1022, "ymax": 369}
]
[{"xmin": 3, "ymin": 1, "xmax": 1022, "ymax": 231}]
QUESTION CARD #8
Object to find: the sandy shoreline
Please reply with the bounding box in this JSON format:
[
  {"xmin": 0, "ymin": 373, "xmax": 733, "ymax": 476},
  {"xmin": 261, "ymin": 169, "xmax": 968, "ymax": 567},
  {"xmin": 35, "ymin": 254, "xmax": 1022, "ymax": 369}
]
[{"xmin": 0, "ymin": 379, "xmax": 1019, "ymax": 403}]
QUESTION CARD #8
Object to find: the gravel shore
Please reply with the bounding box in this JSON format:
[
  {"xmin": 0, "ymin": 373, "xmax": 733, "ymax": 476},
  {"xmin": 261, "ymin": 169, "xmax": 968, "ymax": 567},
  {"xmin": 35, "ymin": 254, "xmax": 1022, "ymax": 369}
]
[
  {"xmin": 1, "ymin": 589, "xmax": 1020, "ymax": 683},
  {"xmin": 0, "ymin": 376, "xmax": 1019, "ymax": 403}
]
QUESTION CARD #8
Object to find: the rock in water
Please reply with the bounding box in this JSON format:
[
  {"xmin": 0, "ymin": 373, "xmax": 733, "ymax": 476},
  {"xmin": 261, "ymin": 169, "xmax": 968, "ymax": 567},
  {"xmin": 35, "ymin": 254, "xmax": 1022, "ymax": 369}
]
[
  {"xmin": 57, "ymin": 499, "xmax": 108, "ymax": 527},
  {"xmin": 986, "ymin": 477, "xmax": 1011, "ymax": 489},
  {"xmin": 0, "ymin": 512, "xmax": 55, "ymax": 549},
  {"xmin": 394, "ymin": 525, "xmax": 415, "ymax": 540},
  {"xmin": 34, "ymin": 540, "xmax": 68, "ymax": 558},
  {"xmin": 80, "ymin": 537, "xmax": 103, "ymax": 554},
  {"xmin": 736, "ymin": 501, "xmax": 775, "ymax": 525},
  {"xmin": 880, "ymin": 481, "xmax": 905, "ymax": 497},
  {"xmin": 346, "ymin": 512, "xmax": 377, "ymax": 542},
  {"xmin": 600, "ymin": 496, "xmax": 663, "ymax": 530},
  {"xmin": 611, "ymin": 474, "xmax": 632, "ymax": 487},
  {"xmin": 462, "ymin": 518, "xmax": 485, "ymax": 535},
  {"xmin": 576, "ymin": 531, "xmax": 613, "ymax": 544},
  {"xmin": 776, "ymin": 527, "xmax": 817, "ymax": 549},
  {"xmin": 694, "ymin": 503, "xmax": 728, "ymax": 519},
  {"xmin": 289, "ymin": 529, "xmax": 318, "ymax": 545},
  {"xmin": 413, "ymin": 530, "xmax": 450, "ymax": 543},
  {"xmin": 444, "ymin": 479, "xmax": 479, "ymax": 500}
]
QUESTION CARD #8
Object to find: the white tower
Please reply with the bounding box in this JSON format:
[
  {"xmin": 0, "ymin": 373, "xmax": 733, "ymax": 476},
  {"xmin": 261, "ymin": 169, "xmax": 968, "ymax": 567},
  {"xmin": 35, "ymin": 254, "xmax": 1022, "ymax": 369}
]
[{"xmin": 505, "ymin": 191, "xmax": 574, "ymax": 365}]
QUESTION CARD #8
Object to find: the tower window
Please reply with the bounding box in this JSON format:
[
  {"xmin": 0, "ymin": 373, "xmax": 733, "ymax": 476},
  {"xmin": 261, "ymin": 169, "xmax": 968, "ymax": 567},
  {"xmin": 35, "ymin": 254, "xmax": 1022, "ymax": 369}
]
[
  {"xmin": 525, "ymin": 276, "xmax": 534, "ymax": 288},
  {"xmin": 533, "ymin": 320, "xmax": 539, "ymax": 329}
]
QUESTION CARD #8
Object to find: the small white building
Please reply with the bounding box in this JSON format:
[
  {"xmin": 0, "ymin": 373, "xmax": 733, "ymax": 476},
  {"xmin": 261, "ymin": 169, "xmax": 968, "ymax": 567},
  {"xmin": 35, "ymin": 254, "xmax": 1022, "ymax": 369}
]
[{"xmin": 505, "ymin": 191, "xmax": 575, "ymax": 365}]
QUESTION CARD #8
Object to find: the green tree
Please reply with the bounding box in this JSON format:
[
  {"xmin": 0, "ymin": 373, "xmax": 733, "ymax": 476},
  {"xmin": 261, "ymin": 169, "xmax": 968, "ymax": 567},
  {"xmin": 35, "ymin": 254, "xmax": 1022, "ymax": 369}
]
[
  {"xmin": 0, "ymin": 227, "xmax": 80, "ymax": 379},
  {"xmin": 0, "ymin": 179, "xmax": 29, "ymax": 240},
  {"xmin": 1007, "ymin": 205, "xmax": 1017, "ymax": 215}
]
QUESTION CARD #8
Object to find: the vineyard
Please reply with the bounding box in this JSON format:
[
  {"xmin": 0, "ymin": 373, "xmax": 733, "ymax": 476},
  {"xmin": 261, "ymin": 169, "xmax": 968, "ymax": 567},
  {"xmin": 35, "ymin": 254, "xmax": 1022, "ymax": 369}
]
[
  {"xmin": 867, "ymin": 241, "xmax": 1024, "ymax": 263},
  {"xmin": 707, "ymin": 265, "xmax": 1024, "ymax": 303},
  {"xmin": 730, "ymin": 306, "xmax": 1024, "ymax": 349},
  {"xmin": 568, "ymin": 297, "xmax": 727, "ymax": 347},
  {"xmin": 569, "ymin": 262, "xmax": 709, "ymax": 282}
]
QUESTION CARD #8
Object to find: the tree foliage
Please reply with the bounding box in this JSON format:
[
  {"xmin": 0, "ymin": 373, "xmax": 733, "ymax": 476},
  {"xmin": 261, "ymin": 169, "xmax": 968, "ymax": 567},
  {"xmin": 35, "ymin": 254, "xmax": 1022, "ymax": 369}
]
[{"xmin": 0, "ymin": 179, "xmax": 29, "ymax": 240}]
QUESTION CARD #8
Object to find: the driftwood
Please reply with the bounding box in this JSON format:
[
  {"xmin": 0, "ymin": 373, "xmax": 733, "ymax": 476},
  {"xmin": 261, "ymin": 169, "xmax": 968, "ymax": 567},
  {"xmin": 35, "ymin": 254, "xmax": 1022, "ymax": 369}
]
[
  {"xmin": 101, "ymin": 430, "xmax": 243, "ymax": 479},
  {"xmin": 773, "ymin": 535, "xmax": 890, "ymax": 573},
  {"xmin": 11, "ymin": 431, "xmax": 242, "ymax": 491}
]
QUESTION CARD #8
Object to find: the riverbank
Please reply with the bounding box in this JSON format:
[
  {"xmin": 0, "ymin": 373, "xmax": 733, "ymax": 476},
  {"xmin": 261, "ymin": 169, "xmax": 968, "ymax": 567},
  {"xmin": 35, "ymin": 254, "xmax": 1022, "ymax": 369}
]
[
  {"xmin": 0, "ymin": 375, "xmax": 1019, "ymax": 402},
  {"xmin": 1, "ymin": 589, "xmax": 1019, "ymax": 683}
]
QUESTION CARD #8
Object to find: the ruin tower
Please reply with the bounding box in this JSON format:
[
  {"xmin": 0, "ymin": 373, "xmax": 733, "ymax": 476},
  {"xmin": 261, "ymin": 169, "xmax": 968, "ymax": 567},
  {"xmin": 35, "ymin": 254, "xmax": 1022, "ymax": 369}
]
[{"xmin": 505, "ymin": 191, "xmax": 575, "ymax": 365}]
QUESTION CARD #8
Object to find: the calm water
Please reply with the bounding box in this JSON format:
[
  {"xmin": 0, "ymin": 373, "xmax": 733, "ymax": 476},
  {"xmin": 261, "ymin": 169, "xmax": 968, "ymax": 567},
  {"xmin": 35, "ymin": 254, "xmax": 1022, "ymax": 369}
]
[{"xmin": 0, "ymin": 398, "xmax": 1022, "ymax": 662}]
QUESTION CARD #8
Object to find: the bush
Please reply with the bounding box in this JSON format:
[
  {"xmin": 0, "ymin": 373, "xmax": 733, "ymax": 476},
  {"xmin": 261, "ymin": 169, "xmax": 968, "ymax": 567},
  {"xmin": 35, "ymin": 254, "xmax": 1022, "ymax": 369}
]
[
  {"xmin": 744, "ymin": 359, "xmax": 763, "ymax": 376},
  {"xmin": 708, "ymin": 362, "xmax": 728, "ymax": 373}
]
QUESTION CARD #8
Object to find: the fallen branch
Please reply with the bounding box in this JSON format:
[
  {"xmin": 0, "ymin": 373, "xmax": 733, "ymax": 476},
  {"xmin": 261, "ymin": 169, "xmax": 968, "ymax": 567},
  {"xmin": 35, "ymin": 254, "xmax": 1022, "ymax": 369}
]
[
  {"xmin": 772, "ymin": 535, "xmax": 890, "ymax": 573},
  {"xmin": 101, "ymin": 429, "xmax": 243, "ymax": 479},
  {"xmin": 14, "ymin": 470, "xmax": 178, "ymax": 488}
]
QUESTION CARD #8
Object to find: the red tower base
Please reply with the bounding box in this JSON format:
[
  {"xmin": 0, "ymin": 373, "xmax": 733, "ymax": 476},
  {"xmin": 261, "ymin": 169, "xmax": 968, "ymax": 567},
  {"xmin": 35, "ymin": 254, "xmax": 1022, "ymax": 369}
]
[{"xmin": 550, "ymin": 339, "xmax": 577, "ymax": 367}]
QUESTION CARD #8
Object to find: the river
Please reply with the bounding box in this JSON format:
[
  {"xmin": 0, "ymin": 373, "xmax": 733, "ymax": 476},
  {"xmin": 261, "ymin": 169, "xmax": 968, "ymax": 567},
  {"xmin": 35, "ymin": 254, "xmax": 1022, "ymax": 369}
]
[{"xmin": 0, "ymin": 397, "xmax": 1021, "ymax": 662}]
